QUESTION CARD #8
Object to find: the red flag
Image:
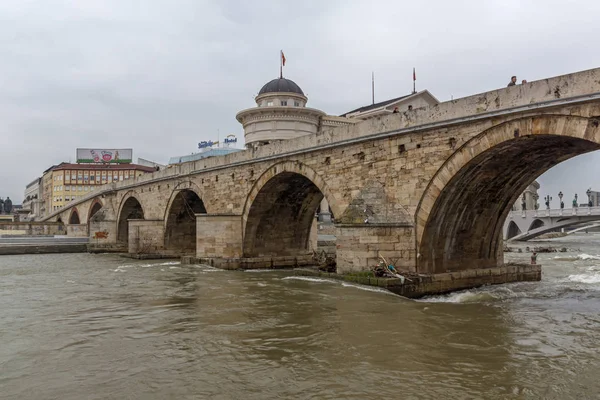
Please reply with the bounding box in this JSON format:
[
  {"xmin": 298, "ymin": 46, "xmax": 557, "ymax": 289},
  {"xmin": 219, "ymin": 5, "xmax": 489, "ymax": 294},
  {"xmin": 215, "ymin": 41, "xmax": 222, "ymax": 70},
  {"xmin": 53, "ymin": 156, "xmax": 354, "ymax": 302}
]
[
  {"xmin": 413, "ymin": 67, "xmax": 416, "ymax": 81},
  {"xmin": 281, "ymin": 51, "xmax": 286, "ymax": 66}
]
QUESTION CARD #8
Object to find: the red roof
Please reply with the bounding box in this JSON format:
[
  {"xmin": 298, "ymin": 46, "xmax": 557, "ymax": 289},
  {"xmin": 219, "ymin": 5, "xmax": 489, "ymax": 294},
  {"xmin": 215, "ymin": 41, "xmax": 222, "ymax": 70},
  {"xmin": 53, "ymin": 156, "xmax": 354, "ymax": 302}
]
[{"xmin": 52, "ymin": 163, "xmax": 156, "ymax": 172}]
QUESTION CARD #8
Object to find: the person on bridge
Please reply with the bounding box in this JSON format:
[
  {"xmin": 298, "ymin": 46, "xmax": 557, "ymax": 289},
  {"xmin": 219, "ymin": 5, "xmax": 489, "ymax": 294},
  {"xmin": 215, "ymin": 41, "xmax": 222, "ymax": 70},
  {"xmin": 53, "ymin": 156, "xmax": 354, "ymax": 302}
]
[
  {"xmin": 531, "ymin": 252, "xmax": 538, "ymax": 265},
  {"xmin": 507, "ymin": 76, "xmax": 517, "ymax": 86}
]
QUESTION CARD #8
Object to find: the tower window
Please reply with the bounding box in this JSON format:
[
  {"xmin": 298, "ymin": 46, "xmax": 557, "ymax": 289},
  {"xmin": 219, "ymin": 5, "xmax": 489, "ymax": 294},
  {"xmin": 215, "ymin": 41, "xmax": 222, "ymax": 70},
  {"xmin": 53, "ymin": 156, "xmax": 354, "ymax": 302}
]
[
  {"xmin": 266, "ymin": 101, "xmax": 273, "ymax": 106},
  {"xmin": 281, "ymin": 100, "xmax": 287, "ymax": 106},
  {"xmin": 294, "ymin": 101, "xmax": 300, "ymax": 106}
]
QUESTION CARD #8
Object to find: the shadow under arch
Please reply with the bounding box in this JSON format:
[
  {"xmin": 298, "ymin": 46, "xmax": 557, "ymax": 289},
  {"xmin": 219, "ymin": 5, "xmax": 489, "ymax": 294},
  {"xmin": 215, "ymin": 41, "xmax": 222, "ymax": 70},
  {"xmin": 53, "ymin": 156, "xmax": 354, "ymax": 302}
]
[
  {"xmin": 68, "ymin": 208, "xmax": 80, "ymax": 225},
  {"xmin": 416, "ymin": 114, "xmax": 600, "ymax": 274},
  {"xmin": 506, "ymin": 220, "xmax": 522, "ymax": 239},
  {"xmin": 163, "ymin": 182, "xmax": 207, "ymax": 254},
  {"xmin": 529, "ymin": 219, "xmax": 545, "ymax": 231},
  {"xmin": 87, "ymin": 199, "xmax": 103, "ymax": 224},
  {"xmin": 242, "ymin": 161, "xmax": 338, "ymax": 258},
  {"xmin": 117, "ymin": 194, "xmax": 145, "ymax": 245}
]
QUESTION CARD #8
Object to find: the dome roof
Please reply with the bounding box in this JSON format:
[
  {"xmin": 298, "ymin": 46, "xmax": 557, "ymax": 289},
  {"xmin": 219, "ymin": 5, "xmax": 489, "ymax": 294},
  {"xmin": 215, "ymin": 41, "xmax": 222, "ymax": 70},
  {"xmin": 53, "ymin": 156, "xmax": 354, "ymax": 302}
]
[{"xmin": 258, "ymin": 78, "xmax": 304, "ymax": 96}]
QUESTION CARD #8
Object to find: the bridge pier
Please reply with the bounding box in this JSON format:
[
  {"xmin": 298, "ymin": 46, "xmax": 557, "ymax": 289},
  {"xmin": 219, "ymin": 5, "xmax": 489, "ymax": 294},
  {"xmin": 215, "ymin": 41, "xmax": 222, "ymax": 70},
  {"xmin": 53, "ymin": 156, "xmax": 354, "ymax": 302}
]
[
  {"xmin": 195, "ymin": 214, "xmax": 243, "ymax": 267},
  {"xmin": 335, "ymin": 223, "xmax": 416, "ymax": 274},
  {"xmin": 88, "ymin": 219, "xmax": 122, "ymax": 252},
  {"xmin": 128, "ymin": 219, "xmax": 165, "ymax": 255}
]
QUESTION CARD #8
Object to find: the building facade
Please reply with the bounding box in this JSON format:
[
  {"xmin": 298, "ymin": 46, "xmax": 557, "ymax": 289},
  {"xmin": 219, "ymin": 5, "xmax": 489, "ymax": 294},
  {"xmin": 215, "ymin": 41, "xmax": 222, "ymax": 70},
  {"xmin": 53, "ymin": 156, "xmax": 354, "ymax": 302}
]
[
  {"xmin": 22, "ymin": 177, "xmax": 43, "ymax": 221},
  {"xmin": 512, "ymin": 181, "xmax": 541, "ymax": 211},
  {"xmin": 41, "ymin": 163, "xmax": 156, "ymax": 216}
]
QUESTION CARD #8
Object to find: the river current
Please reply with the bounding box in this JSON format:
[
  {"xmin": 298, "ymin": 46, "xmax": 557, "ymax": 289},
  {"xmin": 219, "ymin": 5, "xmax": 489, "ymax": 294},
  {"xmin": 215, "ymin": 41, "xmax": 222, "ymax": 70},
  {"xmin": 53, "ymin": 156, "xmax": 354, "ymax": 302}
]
[{"xmin": 2, "ymin": 234, "xmax": 600, "ymax": 399}]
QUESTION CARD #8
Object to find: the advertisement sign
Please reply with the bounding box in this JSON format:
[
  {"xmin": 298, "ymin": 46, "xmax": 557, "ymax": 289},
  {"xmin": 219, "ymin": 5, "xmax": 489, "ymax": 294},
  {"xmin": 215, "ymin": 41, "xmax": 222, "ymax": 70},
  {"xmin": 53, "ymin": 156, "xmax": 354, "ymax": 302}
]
[
  {"xmin": 224, "ymin": 134, "xmax": 237, "ymax": 144},
  {"xmin": 198, "ymin": 141, "xmax": 219, "ymax": 149},
  {"xmin": 76, "ymin": 148, "xmax": 133, "ymax": 164}
]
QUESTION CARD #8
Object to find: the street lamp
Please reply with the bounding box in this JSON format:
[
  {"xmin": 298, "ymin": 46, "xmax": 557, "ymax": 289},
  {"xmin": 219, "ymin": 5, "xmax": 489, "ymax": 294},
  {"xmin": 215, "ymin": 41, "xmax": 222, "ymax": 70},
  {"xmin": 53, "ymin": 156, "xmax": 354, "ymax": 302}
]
[
  {"xmin": 587, "ymin": 188, "xmax": 592, "ymax": 207},
  {"xmin": 558, "ymin": 191, "xmax": 564, "ymax": 209},
  {"xmin": 544, "ymin": 195, "xmax": 552, "ymax": 210},
  {"xmin": 573, "ymin": 193, "xmax": 578, "ymax": 208}
]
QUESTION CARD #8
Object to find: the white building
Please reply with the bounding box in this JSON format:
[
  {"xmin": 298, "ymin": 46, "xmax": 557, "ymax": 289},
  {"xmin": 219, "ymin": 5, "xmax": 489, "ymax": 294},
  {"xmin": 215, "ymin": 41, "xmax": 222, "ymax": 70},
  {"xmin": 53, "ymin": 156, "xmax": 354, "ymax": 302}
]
[
  {"xmin": 22, "ymin": 177, "xmax": 43, "ymax": 221},
  {"xmin": 341, "ymin": 90, "xmax": 439, "ymax": 120},
  {"xmin": 512, "ymin": 181, "xmax": 541, "ymax": 211},
  {"xmin": 236, "ymin": 78, "xmax": 329, "ymax": 150}
]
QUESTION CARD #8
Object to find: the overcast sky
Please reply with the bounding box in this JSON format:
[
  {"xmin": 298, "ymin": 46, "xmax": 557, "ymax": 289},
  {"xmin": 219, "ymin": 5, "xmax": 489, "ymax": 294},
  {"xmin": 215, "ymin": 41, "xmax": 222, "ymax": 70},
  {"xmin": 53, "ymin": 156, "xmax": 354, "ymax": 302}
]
[{"xmin": 1, "ymin": 0, "xmax": 600, "ymax": 205}]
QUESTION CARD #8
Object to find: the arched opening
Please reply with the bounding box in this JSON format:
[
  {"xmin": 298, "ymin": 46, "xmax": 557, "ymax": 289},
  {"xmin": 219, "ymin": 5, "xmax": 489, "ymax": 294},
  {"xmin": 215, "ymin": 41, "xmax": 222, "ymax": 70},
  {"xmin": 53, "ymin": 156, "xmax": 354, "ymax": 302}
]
[
  {"xmin": 529, "ymin": 219, "xmax": 545, "ymax": 231},
  {"xmin": 418, "ymin": 127, "xmax": 600, "ymax": 273},
  {"xmin": 68, "ymin": 209, "xmax": 80, "ymax": 225},
  {"xmin": 243, "ymin": 172, "xmax": 325, "ymax": 259},
  {"xmin": 506, "ymin": 221, "xmax": 522, "ymax": 239},
  {"xmin": 88, "ymin": 200, "xmax": 103, "ymax": 223},
  {"xmin": 164, "ymin": 190, "xmax": 206, "ymax": 254},
  {"xmin": 117, "ymin": 197, "xmax": 144, "ymax": 244},
  {"xmin": 56, "ymin": 217, "xmax": 65, "ymax": 232}
]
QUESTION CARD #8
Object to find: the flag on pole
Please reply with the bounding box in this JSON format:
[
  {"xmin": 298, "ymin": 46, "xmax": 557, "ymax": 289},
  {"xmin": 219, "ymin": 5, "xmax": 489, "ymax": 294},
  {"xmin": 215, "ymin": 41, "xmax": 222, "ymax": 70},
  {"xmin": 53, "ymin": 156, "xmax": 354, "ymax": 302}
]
[
  {"xmin": 412, "ymin": 67, "xmax": 416, "ymax": 94},
  {"xmin": 281, "ymin": 51, "xmax": 286, "ymax": 67}
]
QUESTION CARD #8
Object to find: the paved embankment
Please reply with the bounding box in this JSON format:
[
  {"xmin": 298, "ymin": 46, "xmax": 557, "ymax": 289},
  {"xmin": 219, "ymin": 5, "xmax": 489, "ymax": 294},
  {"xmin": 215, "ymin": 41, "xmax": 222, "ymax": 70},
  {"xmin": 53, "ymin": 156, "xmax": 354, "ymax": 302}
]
[{"xmin": 0, "ymin": 236, "xmax": 89, "ymax": 255}]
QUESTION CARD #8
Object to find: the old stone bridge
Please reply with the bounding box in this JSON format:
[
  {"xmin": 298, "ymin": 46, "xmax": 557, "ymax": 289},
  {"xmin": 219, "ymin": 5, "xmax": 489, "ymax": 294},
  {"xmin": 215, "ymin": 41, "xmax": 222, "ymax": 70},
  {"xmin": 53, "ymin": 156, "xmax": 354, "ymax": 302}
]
[{"xmin": 43, "ymin": 68, "xmax": 600, "ymax": 281}]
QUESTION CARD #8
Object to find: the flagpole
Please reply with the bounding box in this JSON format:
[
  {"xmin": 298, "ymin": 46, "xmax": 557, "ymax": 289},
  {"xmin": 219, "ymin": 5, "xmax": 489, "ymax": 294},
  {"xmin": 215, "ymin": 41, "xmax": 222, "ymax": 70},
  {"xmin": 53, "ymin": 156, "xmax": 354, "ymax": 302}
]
[
  {"xmin": 372, "ymin": 71, "xmax": 375, "ymax": 104},
  {"xmin": 280, "ymin": 50, "xmax": 283, "ymax": 79},
  {"xmin": 413, "ymin": 67, "xmax": 416, "ymax": 94}
]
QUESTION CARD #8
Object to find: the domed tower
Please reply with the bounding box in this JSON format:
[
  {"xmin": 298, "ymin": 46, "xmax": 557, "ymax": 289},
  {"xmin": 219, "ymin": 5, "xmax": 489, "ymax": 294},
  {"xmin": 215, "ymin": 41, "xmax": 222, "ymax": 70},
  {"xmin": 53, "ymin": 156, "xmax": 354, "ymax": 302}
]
[{"xmin": 236, "ymin": 77, "xmax": 326, "ymax": 149}]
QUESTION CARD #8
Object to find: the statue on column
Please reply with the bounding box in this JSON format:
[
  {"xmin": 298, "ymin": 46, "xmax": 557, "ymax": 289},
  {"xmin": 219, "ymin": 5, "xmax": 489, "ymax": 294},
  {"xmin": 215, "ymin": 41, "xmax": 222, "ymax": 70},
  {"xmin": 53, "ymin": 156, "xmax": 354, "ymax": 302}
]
[{"xmin": 4, "ymin": 197, "xmax": 12, "ymax": 214}]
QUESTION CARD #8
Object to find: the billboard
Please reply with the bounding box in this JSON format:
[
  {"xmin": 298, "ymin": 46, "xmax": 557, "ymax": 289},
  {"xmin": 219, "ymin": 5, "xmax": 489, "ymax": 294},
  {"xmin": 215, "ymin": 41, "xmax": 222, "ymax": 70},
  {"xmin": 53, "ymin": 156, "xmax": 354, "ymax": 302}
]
[{"xmin": 76, "ymin": 148, "xmax": 133, "ymax": 164}]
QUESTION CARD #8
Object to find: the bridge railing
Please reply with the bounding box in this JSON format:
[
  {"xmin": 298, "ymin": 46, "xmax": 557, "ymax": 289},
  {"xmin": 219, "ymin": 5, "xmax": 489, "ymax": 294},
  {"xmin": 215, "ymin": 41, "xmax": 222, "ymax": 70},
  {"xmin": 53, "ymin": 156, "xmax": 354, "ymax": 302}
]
[{"xmin": 507, "ymin": 206, "xmax": 600, "ymax": 220}]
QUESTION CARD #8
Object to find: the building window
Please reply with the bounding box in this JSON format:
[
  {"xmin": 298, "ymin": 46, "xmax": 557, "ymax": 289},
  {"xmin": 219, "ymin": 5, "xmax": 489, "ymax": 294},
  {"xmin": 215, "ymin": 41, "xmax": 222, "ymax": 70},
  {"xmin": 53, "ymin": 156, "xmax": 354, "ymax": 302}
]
[
  {"xmin": 281, "ymin": 100, "xmax": 287, "ymax": 106},
  {"xmin": 266, "ymin": 101, "xmax": 273, "ymax": 106},
  {"xmin": 78, "ymin": 186, "xmax": 82, "ymax": 191},
  {"xmin": 294, "ymin": 101, "xmax": 300, "ymax": 106}
]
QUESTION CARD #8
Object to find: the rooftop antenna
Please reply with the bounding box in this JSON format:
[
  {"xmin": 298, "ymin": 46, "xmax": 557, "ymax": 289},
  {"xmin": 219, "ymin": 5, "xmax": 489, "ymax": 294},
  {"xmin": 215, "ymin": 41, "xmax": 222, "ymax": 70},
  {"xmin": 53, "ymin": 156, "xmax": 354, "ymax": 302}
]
[{"xmin": 372, "ymin": 71, "xmax": 375, "ymax": 105}]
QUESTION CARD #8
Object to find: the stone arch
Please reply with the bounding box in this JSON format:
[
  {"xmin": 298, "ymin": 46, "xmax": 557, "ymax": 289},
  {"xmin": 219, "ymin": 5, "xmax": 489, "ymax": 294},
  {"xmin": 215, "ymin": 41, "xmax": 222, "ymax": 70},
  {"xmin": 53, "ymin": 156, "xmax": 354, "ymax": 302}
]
[
  {"xmin": 242, "ymin": 161, "xmax": 338, "ymax": 258},
  {"xmin": 164, "ymin": 182, "xmax": 207, "ymax": 254},
  {"xmin": 506, "ymin": 220, "xmax": 522, "ymax": 239},
  {"xmin": 529, "ymin": 219, "xmax": 545, "ymax": 231},
  {"xmin": 87, "ymin": 199, "xmax": 103, "ymax": 223},
  {"xmin": 117, "ymin": 193, "xmax": 145, "ymax": 244},
  {"xmin": 68, "ymin": 208, "xmax": 81, "ymax": 225},
  {"xmin": 242, "ymin": 160, "xmax": 340, "ymax": 237},
  {"xmin": 416, "ymin": 114, "xmax": 600, "ymax": 273}
]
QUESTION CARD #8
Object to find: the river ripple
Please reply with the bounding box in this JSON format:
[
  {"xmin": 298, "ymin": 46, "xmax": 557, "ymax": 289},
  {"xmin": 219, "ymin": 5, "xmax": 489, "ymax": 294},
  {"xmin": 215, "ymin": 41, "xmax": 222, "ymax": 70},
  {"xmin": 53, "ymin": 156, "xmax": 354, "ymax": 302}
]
[{"xmin": 1, "ymin": 237, "xmax": 600, "ymax": 399}]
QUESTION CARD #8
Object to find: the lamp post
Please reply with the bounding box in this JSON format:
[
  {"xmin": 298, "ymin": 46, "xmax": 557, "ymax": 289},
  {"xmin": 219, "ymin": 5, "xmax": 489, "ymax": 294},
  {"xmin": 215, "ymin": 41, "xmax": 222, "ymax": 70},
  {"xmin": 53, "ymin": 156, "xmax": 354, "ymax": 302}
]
[
  {"xmin": 573, "ymin": 193, "xmax": 578, "ymax": 208},
  {"xmin": 558, "ymin": 191, "xmax": 564, "ymax": 209},
  {"xmin": 587, "ymin": 188, "xmax": 592, "ymax": 207},
  {"xmin": 544, "ymin": 195, "xmax": 552, "ymax": 210}
]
